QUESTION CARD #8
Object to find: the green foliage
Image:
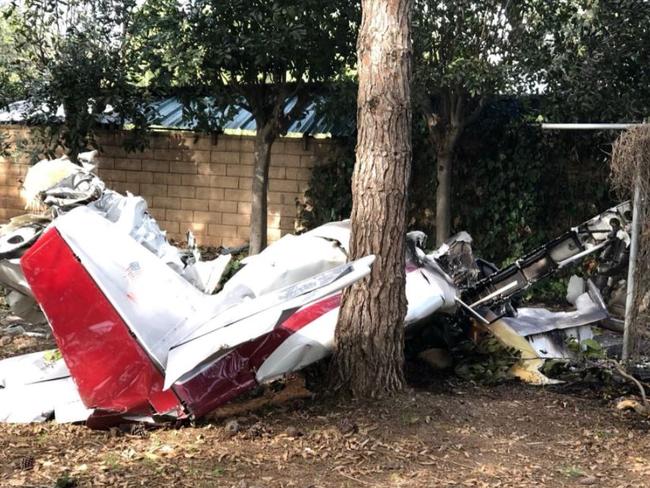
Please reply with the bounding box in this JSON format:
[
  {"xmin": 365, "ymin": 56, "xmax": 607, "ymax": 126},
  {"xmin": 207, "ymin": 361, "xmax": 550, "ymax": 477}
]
[
  {"xmin": 298, "ymin": 142, "xmax": 354, "ymax": 230},
  {"xmin": 43, "ymin": 349, "xmax": 62, "ymax": 364},
  {"xmin": 133, "ymin": 0, "xmax": 359, "ymax": 131},
  {"xmin": 451, "ymin": 98, "xmax": 613, "ymax": 266},
  {"xmin": 541, "ymin": 336, "xmax": 610, "ymax": 383},
  {"xmin": 7, "ymin": 0, "xmax": 152, "ymax": 161},
  {"xmin": 302, "ymin": 97, "xmax": 615, "ymax": 280},
  {"xmin": 566, "ymin": 336, "xmax": 607, "ymax": 361},
  {"xmin": 54, "ymin": 473, "xmax": 78, "ymax": 488},
  {"xmin": 216, "ymin": 251, "xmax": 247, "ymax": 291},
  {"xmin": 0, "ymin": 6, "xmax": 29, "ymax": 107},
  {"xmin": 522, "ymin": 276, "xmax": 569, "ymax": 305},
  {"xmin": 452, "ymin": 117, "xmax": 543, "ymax": 261},
  {"xmin": 184, "ymin": 0, "xmax": 358, "ymax": 87},
  {"xmin": 411, "ymin": 1, "xmax": 551, "ymax": 244},
  {"xmin": 452, "ymin": 336, "xmax": 521, "ymax": 385},
  {"xmin": 412, "ymin": 0, "xmax": 526, "ymax": 102},
  {"xmin": 13, "ymin": 125, "xmax": 74, "ymax": 163},
  {"xmin": 0, "ymin": 131, "xmax": 10, "ymax": 158},
  {"xmin": 522, "ymin": 0, "xmax": 650, "ymax": 122},
  {"xmin": 408, "ymin": 0, "xmax": 647, "ymax": 249},
  {"xmin": 410, "ymin": 0, "xmax": 546, "ymax": 141},
  {"xmin": 297, "ymin": 82, "xmax": 357, "ymax": 230},
  {"xmin": 131, "ymin": 0, "xmax": 359, "ymax": 251},
  {"xmin": 407, "ymin": 119, "xmax": 437, "ymax": 236}
]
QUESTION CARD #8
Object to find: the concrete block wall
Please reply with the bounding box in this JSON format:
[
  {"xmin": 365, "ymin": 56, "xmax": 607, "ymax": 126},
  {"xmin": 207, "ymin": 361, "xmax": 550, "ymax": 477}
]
[
  {"xmin": 0, "ymin": 127, "xmax": 31, "ymax": 222},
  {"xmin": 0, "ymin": 126, "xmax": 334, "ymax": 246}
]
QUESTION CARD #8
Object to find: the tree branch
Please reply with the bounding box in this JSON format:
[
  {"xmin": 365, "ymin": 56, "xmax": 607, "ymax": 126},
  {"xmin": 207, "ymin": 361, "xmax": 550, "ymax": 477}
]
[
  {"xmin": 460, "ymin": 96, "xmax": 486, "ymax": 129},
  {"xmin": 452, "ymin": 90, "xmax": 464, "ymax": 127},
  {"xmin": 285, "ymin": 85, "xmax": 311, "ymax": 121},
  {"xmin": 611, "ymin": 360, "xmax": 647, "ymax": 407}
]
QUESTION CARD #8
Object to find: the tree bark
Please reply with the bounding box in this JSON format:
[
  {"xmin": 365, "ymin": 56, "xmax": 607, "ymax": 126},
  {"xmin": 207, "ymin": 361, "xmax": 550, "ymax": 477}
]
[
  {"xmin": 247, "ymin": 87, "xmax": 310, "ymax": 256},
  {"xmin": 249, "ymin": 124, "xmax": 275, "ymax": 255},
  {"xmin": 435, "ymin": 143, "xmax": 452, "ymax": 246},
  {"xmin": 425, "ymin": 93, "xmax": 484, "ymax": 246},
  {"xmin": 330, "ymin": 0, "xmax": 413, "ymax": 398}
]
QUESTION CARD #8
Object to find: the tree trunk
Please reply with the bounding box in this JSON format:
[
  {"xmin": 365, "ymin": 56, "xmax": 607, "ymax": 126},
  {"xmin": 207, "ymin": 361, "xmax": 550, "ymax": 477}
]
[
  {"xmin": 330, "ymin": 0, "xmax": 413, "ymax": 398},
  {"xmin": 435, "ymin": 144, "xmax": 452, "ymax": 246},
  {"xmin": 428, "ymin": 93, "xmax": 483, "ymax": 246},
  {"xmin": 430, "ymin": 119, "xmax": 461, "ymax": 246},
  {"xmin": 249, "ymin": 125, "xmax": 275, "ymax": 255},
  {"xmin": 63, "ymin": 99, "xmax": 82, "ymax": 164}
]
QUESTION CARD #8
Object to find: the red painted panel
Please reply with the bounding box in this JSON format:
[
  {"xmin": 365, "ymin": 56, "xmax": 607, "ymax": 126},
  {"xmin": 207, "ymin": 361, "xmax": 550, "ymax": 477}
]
[
  {"xmin": 177, "ymin": 294, "xmax": 341, "ymax": 417},
  {"xmin": 149, "ymin": 388, "xmax": 184, "ymax": 416},
  {"xmin": 281, "ymin": 295, "xmax": 340, "ymax": 333},
  {"xmin": 20, "ymin": 228, "xmax": 182, "ymax": 415}
]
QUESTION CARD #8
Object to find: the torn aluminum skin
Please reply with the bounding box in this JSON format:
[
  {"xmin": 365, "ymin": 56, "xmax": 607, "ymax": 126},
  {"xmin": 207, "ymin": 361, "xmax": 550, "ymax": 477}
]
[
  {"xmin": 18, "ymin": 209, "xmax": 371, "ymax": 419},
  {"xmin": 0, "ymin": 153, "xmax": 233, "ymax": 321},
  {"xmin": 503, "ymin": 280, "xmax": 606, "ymax": 342},
  {"xmin": 490, "ymin": 281, "xmax": 609, "ymax": 384},
  {"xmin": 439, "ymin": 202, "xmax": 631, "ymax": 386},
  {"xmin": 16, "ymin": 206, "xmax": 455, "ymax": 422},
  {"xmin": 169, "ymin": 221, "xmax": 457, "ymax": 387},
  {"xmin": 0, "ymin": 351, "xmax": 91, "ymax": 423},
  {"xmin": 0, "ymin": 152, "xmax": 633, "ymax": 423},
  {"xmin": 461, "ymin": 201, "xmax": 632, "ymax": 314}
]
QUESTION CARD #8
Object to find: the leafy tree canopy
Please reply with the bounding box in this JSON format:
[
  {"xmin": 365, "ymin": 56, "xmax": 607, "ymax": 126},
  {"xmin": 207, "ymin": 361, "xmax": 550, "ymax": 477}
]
[
  {"xmin": 7, "ymin": 0, "xmax": 151, "ymax": 160},
  {"xmin": 132, "ymin": 0, "xmax": 359, "ymax": 129},
  {"xmin": 526, "ymin": 0, "xmax": 650, "ymax": 122},
  {"xmin": 411, "ymin": 0, "xmax": 539, "ymax": 243},
  {"xmin": 0, "ymin": 6, "xmax": 30, "ymax": 107},
  {"xmin": 131, "ymin": 0, "xmax": 359, "ymax": 254},
  {"xmin": 414, "ymin": 1, "xmax": 519, "ymax": 99}
]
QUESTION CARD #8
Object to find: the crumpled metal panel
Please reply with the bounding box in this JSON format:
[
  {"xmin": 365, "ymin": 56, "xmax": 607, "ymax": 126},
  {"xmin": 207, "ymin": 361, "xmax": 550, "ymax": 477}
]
[
  {"xmin": 163, "ymin": 256, "xmax": 375, "ymax": 390},
  {"xmin": 53, "ymin": 207, "xmax": 213, "ymax": 368},
  {"xmin": 176, "ymin": 295, "xmax": 341, "ymax": 418},
  {"xmin": 20, "ymin": 227, "xmax": 182, "ymax": 415}
]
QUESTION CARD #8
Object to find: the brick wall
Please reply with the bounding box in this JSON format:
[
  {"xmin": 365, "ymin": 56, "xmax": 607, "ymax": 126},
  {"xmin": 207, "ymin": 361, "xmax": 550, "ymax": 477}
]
[
  {"xmin": 0, "ymin": 127, "xmax": 30, "ymax": 224},
  {"xmin": 0, "ymin": 126, "xmax": 334, "ymax": 246}
]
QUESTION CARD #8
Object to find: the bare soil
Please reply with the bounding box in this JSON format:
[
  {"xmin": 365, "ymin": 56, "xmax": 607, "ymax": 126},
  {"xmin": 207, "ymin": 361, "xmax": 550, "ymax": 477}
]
[{"xmin": 2, "ymin": 310, "xmax": 650, "ymax": 487}]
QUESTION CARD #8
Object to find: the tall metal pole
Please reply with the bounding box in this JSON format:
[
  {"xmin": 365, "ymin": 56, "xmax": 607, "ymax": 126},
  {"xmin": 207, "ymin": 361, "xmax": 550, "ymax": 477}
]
[
  {"xmin": 623, "ymin": 181, "xmax": 642, "ymax": 361},
  {"xmin": 541, "ymin": 123, "xmax": 642, "ymax": 130}
]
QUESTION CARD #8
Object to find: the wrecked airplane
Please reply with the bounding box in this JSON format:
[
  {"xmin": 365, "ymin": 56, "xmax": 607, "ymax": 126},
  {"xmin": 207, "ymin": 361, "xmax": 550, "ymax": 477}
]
[{"xmin": 0, "ymin": 152, "xmax": 633, "ymax": 424}]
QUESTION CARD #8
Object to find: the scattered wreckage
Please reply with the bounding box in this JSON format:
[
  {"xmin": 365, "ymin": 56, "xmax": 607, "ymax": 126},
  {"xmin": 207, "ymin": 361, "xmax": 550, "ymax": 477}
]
[{"xmin": 0, "ymin": 152, "xmax": 633, "ymax": 425}]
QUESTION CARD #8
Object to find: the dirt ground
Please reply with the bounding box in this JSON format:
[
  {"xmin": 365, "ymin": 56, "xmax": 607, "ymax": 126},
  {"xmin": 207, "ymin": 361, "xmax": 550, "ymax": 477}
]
[{"xmin": 2, "ymin": 329, "xmax": 650, "ymax": 488}]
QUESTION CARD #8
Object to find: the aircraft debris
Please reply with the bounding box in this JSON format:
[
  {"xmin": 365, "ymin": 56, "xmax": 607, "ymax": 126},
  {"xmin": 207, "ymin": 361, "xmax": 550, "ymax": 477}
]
[{"xmin": 0, "ymin": 153, "xmax": 634, "ymax": 424}]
